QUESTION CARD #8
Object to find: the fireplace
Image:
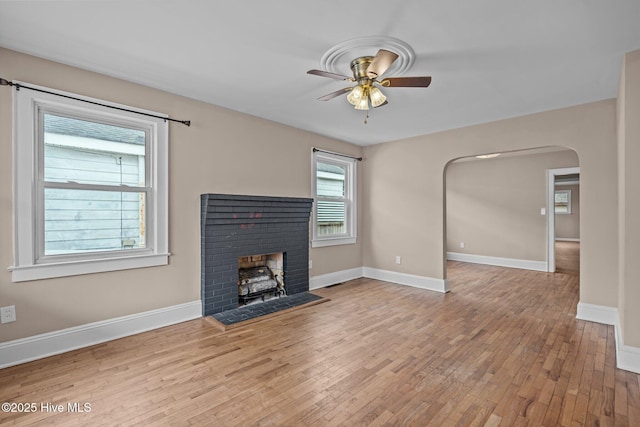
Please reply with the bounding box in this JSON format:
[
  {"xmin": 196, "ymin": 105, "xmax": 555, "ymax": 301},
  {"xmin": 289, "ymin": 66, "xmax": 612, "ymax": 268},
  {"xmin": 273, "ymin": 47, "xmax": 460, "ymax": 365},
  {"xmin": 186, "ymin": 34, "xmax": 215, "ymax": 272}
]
[
  {"xmin": 237, "ymin": 253, "xmax": 284, "ymax": 305},
  {"xmin": 200, "ymin": 194, "xmax": 313, "ymax": 316}
]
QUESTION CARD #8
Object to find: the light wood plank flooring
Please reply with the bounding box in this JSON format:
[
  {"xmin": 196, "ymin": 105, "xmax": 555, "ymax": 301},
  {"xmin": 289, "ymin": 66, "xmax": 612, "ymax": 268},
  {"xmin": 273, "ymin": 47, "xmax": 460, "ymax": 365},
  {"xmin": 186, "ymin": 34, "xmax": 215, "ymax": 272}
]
[
  {"xmin": 555, "ymin": 241, "xmax": 580, "ymax": 275},
  {"xmin": 1, "ymin": 262, "xmax": 638, "ymax": 426}
]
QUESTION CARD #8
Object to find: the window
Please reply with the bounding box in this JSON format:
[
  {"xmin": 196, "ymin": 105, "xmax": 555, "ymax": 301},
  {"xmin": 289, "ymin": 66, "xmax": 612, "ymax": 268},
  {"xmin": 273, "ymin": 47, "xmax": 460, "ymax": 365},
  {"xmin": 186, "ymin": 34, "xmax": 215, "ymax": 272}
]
[
  {"xmin": 554, "ymin": 190, "xmax": 572, "ymax": 214},
  {"xmin": 10, "ymin": 82, "xmax": 169, "ymax": 282},
  {"xmin": 312, "ymin": 151, "xmax": 356, "ymax": 247}
]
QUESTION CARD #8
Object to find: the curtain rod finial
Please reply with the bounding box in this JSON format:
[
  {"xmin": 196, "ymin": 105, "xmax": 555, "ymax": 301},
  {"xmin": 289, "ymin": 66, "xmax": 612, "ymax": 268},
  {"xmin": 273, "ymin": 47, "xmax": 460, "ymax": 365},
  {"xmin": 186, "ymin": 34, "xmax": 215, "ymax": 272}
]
[{"xmin": 0, "ymin": 78, "xmax": 13, "ymax": 86}]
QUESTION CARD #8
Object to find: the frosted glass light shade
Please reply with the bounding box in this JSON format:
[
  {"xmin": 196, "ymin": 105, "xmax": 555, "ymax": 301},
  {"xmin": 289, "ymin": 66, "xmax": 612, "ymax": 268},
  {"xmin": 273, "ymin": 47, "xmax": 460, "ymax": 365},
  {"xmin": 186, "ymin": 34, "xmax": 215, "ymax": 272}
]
[
  {"xmin": 346, "ymin": 86, "xmax": 365, "ymax": 106},
  {"xmin": 369, "ymin": 86, "xmax": 387, "ymax": 107},
  {"xmin": 354, "ymin": 95, "xmax": 369, "ymax": 110}
]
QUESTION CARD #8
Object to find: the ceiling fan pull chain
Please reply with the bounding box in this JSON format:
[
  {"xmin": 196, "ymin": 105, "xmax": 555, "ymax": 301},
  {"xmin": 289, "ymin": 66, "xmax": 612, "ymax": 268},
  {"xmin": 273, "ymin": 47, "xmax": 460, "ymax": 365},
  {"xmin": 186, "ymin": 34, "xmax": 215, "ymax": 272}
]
[{"xmin": 364, "ymin": 111, "xmax": 369, "ymax": 124}]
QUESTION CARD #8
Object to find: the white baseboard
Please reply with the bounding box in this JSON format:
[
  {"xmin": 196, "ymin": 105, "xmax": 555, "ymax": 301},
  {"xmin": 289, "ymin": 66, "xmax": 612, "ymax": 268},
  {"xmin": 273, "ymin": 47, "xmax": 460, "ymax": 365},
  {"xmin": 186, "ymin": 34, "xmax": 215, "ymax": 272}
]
[
  {"xmin": 362, "ymin": 267, "xmax": 449, "ymax": 293},
  {"xmin": 615, "ymin": 326, "xmax": 640, "ymax": 374},
  {"xmin": 310, "ymin": 266, "xmax": 448, "ymax": 293},
  {"xmin": 0, "ymin": 300, "xmax": 201, "ymax": 369},
  {"xmin": 556, "ymin": 238, "xmax": 580, "ymax": 242},
  {"xmin": 447, "ymin": 252, "xmax": 548, "ymax": 272},
  {"xmin": 309, "ymin": 267, "xmax": 364, "ymax": 290},
  {"xmin": 576, "ymin": 302, "xmax": 640, "ymax": 374},
  {"xmin": 576, "ymin": 302, "xmax": 618, "ymax": 325}
]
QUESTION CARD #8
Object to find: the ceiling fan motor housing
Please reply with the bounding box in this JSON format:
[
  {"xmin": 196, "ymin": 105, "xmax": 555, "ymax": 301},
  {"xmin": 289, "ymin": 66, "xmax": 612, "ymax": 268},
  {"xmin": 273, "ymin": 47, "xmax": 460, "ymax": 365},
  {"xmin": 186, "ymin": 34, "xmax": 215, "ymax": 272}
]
[{"xmin": 350, "ymin": 56, "xmax": 375, "ymax": 85}]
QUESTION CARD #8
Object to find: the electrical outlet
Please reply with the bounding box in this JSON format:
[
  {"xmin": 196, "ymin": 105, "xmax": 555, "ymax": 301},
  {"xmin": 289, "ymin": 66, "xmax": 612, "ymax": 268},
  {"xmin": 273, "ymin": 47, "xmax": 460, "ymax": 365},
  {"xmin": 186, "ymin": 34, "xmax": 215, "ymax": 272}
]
[
  {"xmin": 460, "ymin": 242, "xmax": 465, "ymax": 249},
  {"xmin": 1, "ymin": 305, "xmax": 16, "ymax": 323},
  {"xmin": 395, "ymin": 256, "xmax": 401, "ymax": 265}
]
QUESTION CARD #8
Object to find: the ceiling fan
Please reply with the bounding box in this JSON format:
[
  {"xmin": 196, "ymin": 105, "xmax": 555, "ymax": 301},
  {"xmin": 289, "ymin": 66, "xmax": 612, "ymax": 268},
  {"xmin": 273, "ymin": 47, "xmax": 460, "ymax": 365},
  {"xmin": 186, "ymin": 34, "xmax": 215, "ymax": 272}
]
[{"xmin": 307, "ymin": 49, "xmax": 431, "ymax": 112}]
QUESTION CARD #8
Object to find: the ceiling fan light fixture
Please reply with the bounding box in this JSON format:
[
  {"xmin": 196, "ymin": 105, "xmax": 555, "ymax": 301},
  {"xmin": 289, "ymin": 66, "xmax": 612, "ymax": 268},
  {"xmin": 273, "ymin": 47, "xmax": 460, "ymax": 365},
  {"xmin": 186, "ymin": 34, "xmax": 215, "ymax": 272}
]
[
  {"xmin": 354, "ymin": 94, "xmax": 369, "ymax": 110},
  {"xmin": 369, "ymin": 86, "xmax": 387, "ymax": 107},
  {"xmin": 346, "ymin": 85, "xmax": 364, "ymax": 106},
  {"xmin": 308, "ymin": 45, "xmax": 431, "ymax": 121}
]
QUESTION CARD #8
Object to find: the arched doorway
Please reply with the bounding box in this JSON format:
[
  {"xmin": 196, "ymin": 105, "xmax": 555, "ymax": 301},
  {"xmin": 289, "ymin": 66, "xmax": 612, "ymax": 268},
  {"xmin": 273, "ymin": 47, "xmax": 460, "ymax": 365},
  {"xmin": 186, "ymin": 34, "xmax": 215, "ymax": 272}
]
[{"xmin": 444, "ymin": 147, "xmax": 580, "ymax": 284}]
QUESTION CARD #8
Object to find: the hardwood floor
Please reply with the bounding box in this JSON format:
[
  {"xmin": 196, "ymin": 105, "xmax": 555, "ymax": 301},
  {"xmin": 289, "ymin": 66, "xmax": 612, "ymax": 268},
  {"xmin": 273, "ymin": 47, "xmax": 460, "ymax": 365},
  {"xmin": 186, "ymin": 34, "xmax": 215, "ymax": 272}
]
[
  {"xmin": 555, "ymin": 241, "xmax": 580, "ymax": 275},
  {"xmin": 1, "ymin": 262, "xmax": 639, "ymax": 426}
]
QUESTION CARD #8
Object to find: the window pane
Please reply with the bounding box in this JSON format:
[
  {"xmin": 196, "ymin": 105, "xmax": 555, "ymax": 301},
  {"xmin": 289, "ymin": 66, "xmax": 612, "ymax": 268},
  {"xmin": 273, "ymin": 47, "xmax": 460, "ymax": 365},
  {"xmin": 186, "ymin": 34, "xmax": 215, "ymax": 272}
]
[
  {"xmin": 44, "ymin": 114, "xmax": 146, "ymax": 186},
  {"xmin": 316, "ymin": 200, "xmax": 345, "ymax": 236},
  {"xmin": 555, "ymin": 190, "xmax": 570, "ymax": 213},
  {"xmin": 44, "ymin": 188, "xmax": 146, "ymax": 255},
  {"xmin": 555, "ymin": 192, "xmax": 569, "ymax": 204},
  {"xmin": 317, "ymin": 162, "xmax": 345, "ymax": 198}
]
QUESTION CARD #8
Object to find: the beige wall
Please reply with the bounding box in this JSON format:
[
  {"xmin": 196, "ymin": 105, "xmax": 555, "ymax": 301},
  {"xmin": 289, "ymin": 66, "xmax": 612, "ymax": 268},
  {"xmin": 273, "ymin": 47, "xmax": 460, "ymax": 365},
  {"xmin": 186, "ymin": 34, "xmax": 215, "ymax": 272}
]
[
  {"xmin": 555, "ymin": 184, "xmax": 581, "ymax": 240},
  {"xmin": 0, "ymin": 48, "xmax": 363, "ymax": 342},
  {"xmin": 618, "ymin": 50, "xmax": 640, "ymax": 347},
  {"xmin": 363, "ymin": 99, "xmax": 618, "ymax": 309},
  {"xmin": 446, "ymin": 150, "xmax": 579, "ymax": 261}
]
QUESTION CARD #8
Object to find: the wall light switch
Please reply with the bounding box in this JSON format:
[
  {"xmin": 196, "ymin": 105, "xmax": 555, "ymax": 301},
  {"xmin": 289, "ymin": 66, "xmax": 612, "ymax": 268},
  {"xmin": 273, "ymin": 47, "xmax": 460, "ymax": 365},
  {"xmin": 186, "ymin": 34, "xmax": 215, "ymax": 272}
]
[
  {"xmin": 309, "ymin": 260, "xmax": 312, "ymax": 269},
  {"xmin": 395, "ymin": 256, "xmax": 401, "ymax": 265},
  {"xmin": 460, "ymin": 242, "xmax": 465, "ymax": 249},
  {"xmin": 541, "ymin": 208, "xmax": 546, "ymax": 215}
]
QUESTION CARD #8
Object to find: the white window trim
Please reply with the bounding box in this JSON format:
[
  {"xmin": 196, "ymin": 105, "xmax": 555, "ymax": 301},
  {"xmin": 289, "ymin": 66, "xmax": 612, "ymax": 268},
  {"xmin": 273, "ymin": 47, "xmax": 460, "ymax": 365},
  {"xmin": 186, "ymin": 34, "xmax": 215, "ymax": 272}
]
[
  {"xmin": 555, "ymin": 189, "xmax": 572, "ymax": 215},
  {"xmin": 9, "ymin": 82, "xmax": 169, "ymax": 282},
  {"xmin": 311, "ymin": 151, "xmax": 357, "ymax": 248}
]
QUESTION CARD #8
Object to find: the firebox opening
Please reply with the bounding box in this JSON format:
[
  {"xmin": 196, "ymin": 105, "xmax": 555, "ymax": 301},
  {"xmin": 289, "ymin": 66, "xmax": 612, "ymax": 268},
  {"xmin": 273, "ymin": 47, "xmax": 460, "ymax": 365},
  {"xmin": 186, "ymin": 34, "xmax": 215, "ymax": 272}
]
[{"xmin": 237, "ymin": 252, "xmax": 285, "ymax": 306}]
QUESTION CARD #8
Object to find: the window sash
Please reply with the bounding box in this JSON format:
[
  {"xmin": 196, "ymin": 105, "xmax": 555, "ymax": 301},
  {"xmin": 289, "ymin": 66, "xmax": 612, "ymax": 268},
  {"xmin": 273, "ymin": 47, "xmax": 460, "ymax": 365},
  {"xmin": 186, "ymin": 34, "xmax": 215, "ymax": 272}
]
[
  {"xmin": 36, "ymin": 108, "xmax": 154, "ymax": 261},
  {"xmin": 37, "ymin": 186, "xmax": 152, "ymax": 261},
  {"xmin": 38, "ymin": 108, "xmax": 151, "ymax": 187},
  {"xmin": 41, "ymin": 111, "xmax": 149, "ymax": 186},
  {"xmin": 316, "ymin": 197, "xmax": 349, "ymax": 237},
  {"xmin": 312, "ymin": 152, "xmax": 356, "ymax": 246}
]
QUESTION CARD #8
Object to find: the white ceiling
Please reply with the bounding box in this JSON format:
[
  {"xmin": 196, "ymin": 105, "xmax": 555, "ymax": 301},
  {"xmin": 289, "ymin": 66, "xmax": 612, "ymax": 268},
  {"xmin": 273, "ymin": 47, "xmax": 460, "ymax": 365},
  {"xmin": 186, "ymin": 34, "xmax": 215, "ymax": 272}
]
[{"xmin": 1, "ymin": 1, "xmax": 639, "ymax": 146}]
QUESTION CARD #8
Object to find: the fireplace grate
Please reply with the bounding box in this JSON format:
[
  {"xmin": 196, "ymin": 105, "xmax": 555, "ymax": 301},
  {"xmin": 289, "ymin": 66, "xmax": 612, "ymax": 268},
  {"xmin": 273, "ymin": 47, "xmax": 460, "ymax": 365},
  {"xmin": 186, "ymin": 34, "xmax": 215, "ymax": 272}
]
[{"xmin": 238, "ymin": 266, "xmax": 285, "ymax": 305}]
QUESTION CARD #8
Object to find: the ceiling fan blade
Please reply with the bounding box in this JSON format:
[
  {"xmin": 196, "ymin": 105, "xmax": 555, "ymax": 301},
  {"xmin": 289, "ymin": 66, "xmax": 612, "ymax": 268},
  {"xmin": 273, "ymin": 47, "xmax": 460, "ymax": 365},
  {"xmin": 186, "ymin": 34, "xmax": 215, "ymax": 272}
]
[
  {"xmin": 366, "ymin": 49, "xmax": 399, "ymax": 79},
  {"xmin": 317, "ymin": 87, "xmax": 351, "ymax": 101},
  {"xmin": 307, "ymin": 69, "xmax": 351, "ymax": 81},
  {"xmin": 381, "ymin": 76, "xmax": 432, "ymax": 88}
]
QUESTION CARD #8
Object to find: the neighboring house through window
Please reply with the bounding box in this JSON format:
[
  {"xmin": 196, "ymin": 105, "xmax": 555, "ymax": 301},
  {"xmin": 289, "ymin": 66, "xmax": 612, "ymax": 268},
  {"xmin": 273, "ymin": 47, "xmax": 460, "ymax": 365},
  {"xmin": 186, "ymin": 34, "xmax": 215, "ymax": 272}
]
[
  {"xmin": 43, "ymin": 114, "xmax": 147, "ymax": 254},
  {"xmin": 312, "ymin": 151, "xmax": 356, "ymax": 247},
  {"xmin": 10, "ymin": 83, "xmax": 169, "ymax": 281}
]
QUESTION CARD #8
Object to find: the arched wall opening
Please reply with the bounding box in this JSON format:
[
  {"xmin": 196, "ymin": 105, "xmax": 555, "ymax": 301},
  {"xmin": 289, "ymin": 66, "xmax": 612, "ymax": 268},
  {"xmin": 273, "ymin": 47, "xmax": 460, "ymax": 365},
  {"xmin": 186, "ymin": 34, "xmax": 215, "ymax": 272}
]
[{"xmin": 443, "ymin": 146, "xmax": 581, "ymax": 286}]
